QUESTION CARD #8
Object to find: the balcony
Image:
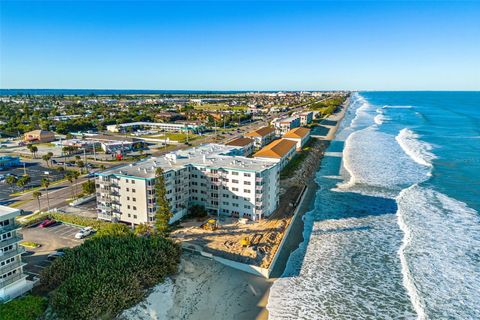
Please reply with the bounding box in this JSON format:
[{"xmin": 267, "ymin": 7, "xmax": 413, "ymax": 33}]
[
  {"xmin": 255, "ymin": 177, "xmax": 263, "ymax": 183},
  {"xmin": 255, "ymin": 186, "xmax": 263, "ymax": 191},
  {"xmin": 98, "ymin": 213, "xmax": 113, "ymax": 220},
  {"xmin": 98, "ymin": 204, "xmax": 113, "ymax": 211},
  {"xmin": 0, "ymin": 273, "xmax": 28, "ymax": 289},
  {"xmin": 0, "ymin": 223, "xmax": 21, "ymax": 235},
  {"xmin": 0, "ymin": 246, "xmax": 25, "ymax": 261},
  {"xmin": 0, "ymin": 261, "xmax": 27, "ymax": 275},
  {"xmin": 0, "ymin": 235, "xmax": 23, "ymax": 248}
]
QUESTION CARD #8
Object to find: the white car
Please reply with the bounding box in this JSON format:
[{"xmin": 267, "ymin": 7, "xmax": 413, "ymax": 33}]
[{"xmin": 75, "ymin": 227, "xmax": 95, "ymax": 239}]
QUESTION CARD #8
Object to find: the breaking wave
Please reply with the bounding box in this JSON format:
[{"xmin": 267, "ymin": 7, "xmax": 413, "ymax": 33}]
[{"xmin": 395, "ymin": 128, "xmax": 436, "ymax": 167}]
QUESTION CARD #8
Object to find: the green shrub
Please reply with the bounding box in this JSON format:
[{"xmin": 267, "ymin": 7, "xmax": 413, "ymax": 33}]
[
  {"xmin": 0, "ymin": 294, "xmax": 47, "ymax": 320},
  {"xmin": 40, "ymin": 234, "xmax": 180, "ymax": 320},
  {"xmin": 21, "ymin": 212, "xmax": 117, "ymax": 232}
]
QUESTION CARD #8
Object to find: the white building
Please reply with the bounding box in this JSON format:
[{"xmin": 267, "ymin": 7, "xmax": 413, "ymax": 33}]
[
  {"xmin": 95, "ymin": 144, "xmax": 280, "ymax": 224},
  {"xmin": 244, "ymin": 127, "xmax": 276, "ymax": 149},
  {"xmin": 253, "ymin": 139, "xmax": 297, "ymax": 170},
  {"xmin": 271, "ymin": 116, "xmax": 301, "ymax": 135},
  {"xmin": 293, "ymin": 111, "xmax": 314, "ymax": 125},
  {"xmin": 0, "ymin": 206, "xmax": 34, "ymax": 302},
  {"xmin": 224, "ymin": 137, "xmax": 254, "ymax": 156},
  {"xmin": 283, "ymin": 127, "xmax": 311, "ymax": 151},
  {"xmin": 106, "ymin": 122, "xmax": 205, "ymax": 134}
]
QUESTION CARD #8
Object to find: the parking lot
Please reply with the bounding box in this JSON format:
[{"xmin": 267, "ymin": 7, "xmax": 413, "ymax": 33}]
[
  {"xmin": 0, "ymin": 161, "xmax": 64, "ymax": 201},
  {"xmin": 20, "ymin": 223, "xmax": 84, "ymax": 276}
]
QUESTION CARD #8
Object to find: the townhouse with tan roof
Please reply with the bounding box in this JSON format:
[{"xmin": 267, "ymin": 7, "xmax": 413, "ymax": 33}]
[
  {"xmin": 225, "ymin": 137, "xmax": 254, "ymax": 156},
  {"xmin": 283, "ymin": 127, "xmax": 311, "ymax": 151},
  {"xmin": 244, "ymin": 127, "xmax": 276, "ymax": 149},
  {"xmin": 253, "ymin": 138, "xmax": 297, "ymax": 170}
]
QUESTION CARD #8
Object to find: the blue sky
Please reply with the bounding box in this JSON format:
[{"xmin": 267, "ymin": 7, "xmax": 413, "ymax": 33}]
[{"xmin": 1, "ymin": 1, "xmax": 479, "ymax": 90}]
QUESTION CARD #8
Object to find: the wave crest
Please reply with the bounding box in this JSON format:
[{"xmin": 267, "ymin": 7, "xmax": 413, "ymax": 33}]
[{"xmin": 395, "ymin": 128, "xmax": 436, "ymax": 167}]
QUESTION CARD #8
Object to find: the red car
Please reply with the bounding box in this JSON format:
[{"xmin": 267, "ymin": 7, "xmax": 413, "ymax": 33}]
[{"xmin": 38, "ymin": 219, "xmax": 56, "ymax": 228}]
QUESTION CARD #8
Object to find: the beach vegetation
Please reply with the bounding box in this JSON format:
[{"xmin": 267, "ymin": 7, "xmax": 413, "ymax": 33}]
[
  {"xmin": 0, "ymin": 294, "xmax": 47, "ymax": 320},
  {"xmin": 39, "ymin": 234, "xmax": 181, "ymax": 320}
]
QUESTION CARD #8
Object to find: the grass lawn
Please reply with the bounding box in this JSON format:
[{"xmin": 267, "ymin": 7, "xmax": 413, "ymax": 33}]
[
  {"xmin": 141, "ymin": 132, "xmax": 199, "ymax": 143},
  {"xmin": 193, "ymin": 103, "xmax": 247, "ymax": 111}
]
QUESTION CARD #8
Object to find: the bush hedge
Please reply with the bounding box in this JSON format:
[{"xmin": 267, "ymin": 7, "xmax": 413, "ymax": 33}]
[
  {"xmin": 0, "ymin": 294, "xmax": 47, "ymax": 320},
  {"xmin": 21, "ymin": 212, "xmax": 114, "ymax": 231},
  {"xmin": 40, "ymin": 234, "xmax": 181, "ymax": 320}
]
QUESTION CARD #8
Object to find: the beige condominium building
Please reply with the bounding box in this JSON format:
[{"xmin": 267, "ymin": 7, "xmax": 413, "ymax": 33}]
[
  {"xmin": 224, "ymin": 137, "xmax": 254, "ymax": 156},
  {"xmin": 283, "ymin": 127, "xmax": 311, "ymax": 151},
  {"xmin": 253, "ymin": 138, "xmax": 297, "ymax": 170},
  {"xmin": 95, "ymin": 144, "xmax": 280, "ymax": 224},
  {"xmin": 0, "ymin": 206, "xmax": 34, "ymax": 302},
  {"xmin": 244, "ymin": 127, "xmax": 276, "ymax": 149}
]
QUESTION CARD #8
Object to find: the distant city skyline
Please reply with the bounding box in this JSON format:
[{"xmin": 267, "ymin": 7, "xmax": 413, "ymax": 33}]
[{"xmin": 1, "ymin": 1, "xmax": 479, "ymax": 91}]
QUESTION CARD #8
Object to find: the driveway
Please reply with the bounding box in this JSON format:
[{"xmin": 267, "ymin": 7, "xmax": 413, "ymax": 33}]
[{"xmin": 20, "ymin": 223, "xmax": 84, "ymax": 276}]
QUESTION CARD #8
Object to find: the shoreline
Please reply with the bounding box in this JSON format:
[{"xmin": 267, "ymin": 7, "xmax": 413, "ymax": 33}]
[{"xmin": 121, "ymin": 100, "xmax": 351, "ymax": 320}]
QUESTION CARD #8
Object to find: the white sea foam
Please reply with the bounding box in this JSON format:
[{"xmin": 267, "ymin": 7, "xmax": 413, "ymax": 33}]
[
  {"xmin": 396, "ymin": 185, "xmax": 480, "ymax": 319},
  {"xmin": 395, "ymin": 128, "xmax": 436, "ymax": 167},
  {"xmin": 268, "ymin": 213, "xmax": 416, "ymax": 319},
  {"xmin": 338, "ymin": 127, "xmax": 430, "ymax": 197},
  {"xmin": 382, "ymin": 105, "xmax": 414, "ymax": 109}
]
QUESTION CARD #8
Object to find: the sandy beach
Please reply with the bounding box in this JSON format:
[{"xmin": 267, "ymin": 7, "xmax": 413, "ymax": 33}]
[{"xmin": 121, "ymin": 101, "xmax": 350, "ymax": 320}]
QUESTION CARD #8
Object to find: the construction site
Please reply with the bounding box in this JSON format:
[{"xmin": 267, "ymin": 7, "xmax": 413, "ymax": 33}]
[{"xmin": 170, "ymin": 139, "xmax": 328, "ymax": 269}]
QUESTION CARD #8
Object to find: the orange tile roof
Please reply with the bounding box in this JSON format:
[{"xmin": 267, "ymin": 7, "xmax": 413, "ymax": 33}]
[
  {"xmin": 283, "ymin": 127, "xmax": 311, "ymax": 139},
  {"xmin": 225, "ymin": 137, "xmax": 253, "ymax": 147},
  {"xmin": 245, "ymin": 127, "xmax": 275, "ymax": 137},
  {"xmin": 253, "ymin": 139, "xmax": 297, "ymax": 159}
]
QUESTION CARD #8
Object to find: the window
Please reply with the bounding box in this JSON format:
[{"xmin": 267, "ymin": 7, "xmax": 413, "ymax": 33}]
[
  {"xmin": 244, "ymin": 189, "xmax": 251, "ymax": 193},
  {"xmin": 223, "ymin": 202, "xmax": 229, "ymax": 206},
  {"xmin": 127, "ymin": 196, "xmax": 130, "ymax": 200},
  {"xmin": 244, "ymin": 205, "xmax": 251, "ymax": 209},
  {"xmin": 133, "ymin": 215, "xmax": 137, "ymax": 219},
  {"xmin": 133, "ymin": 206, "xmax": 137, "ymax": 210},
  {"xmin": 126, "ymin": 188, "xmax": 130, "ymax": 192},
  {"xmin": 126, "ymin": 179, "xmax": 129, "ymax": 183},
  {"xmin": 232, "ymin": 172, "xmax": 239, "ymax": 176},
  {"xmin": 127, "ymin": 205, "xmax": 131, "ymax": 209},
  {"xmin": 244, "ymin": 173, "xmax": 251, "ymax": 177},
  {"xmin": 133, "ymin": 198, "xmax": 136, "ymax": 202},
  {"xmin": 131, "ymin": 180, "xmax": 135, "ymax": 184},
  {"xmin": 232, "ymin": 195, "xmax": 239, "ymax": 199},
  {"xmin": 232, "ymin": 179, "xmax": 239, "ymax": 184},
  {"xmin": 232, "ymin": 187, "xmax": 239, "ymax": 192},
  {"xmin": 132, "ymin": 189, "xmax": 136, "ymax": 193},
  {"xmin": 244, "ymin": 181, "xmax": 251, "ymax": 185},
  {"xmin": 128, "ymin": 214, "xmax": 131, "ymax": 217},
  {"xmin": 222, "ymin": 194, "xmax": 229, "ymax": 198}
]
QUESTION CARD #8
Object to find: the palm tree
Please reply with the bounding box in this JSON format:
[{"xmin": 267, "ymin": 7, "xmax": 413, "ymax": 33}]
[
  {"xmin": 5, "ymin": 175, "xmax": 18, "ymax": 187},
  {"xmin": 32, "ymin": 191, "xmax": 42, "ymax": 212},
  {"xmin": 16, "ymin": 175, "xmax": 31, "ymax": 191},
  {"xmin": 30, "ymin": 145, "xmax": 38, "ymax": 158},
  {"xmin": 72, "ymin": 170, "xmax": 80, "ymax": 198},
  {"xmin": 65, "ymin": 171, "xmax": 75, "ymax": 199},
  {"xmin": 42, "ymin": 154, "xmax": 52, "ymax": 167},
  {"xmin": 41, "ymin": 178, "xmax": 50, "ymax": 211}
]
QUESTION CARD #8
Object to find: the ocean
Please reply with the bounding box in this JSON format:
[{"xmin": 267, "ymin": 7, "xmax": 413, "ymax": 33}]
[{"xmin": 267, "ymin": 92, "xmax": 480, "ymax": 319}]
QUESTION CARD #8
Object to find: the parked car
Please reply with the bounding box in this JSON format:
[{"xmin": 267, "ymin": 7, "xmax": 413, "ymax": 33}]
[
  {"xmin": 38, "ymin": 219, "xmax": 56, "ymax": 228},
  {"xmin": 75, "ymin": 227, "xmax": 95, "ymax": 239},
  {"xmin": 47, "ymin": 251, "xmax": 65, "ymax": 261}
]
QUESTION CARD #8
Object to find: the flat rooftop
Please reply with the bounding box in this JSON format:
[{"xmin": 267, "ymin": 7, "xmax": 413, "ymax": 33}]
[
  {"xmin": 0, "ymin": 205, "xmax": 20, "ymax": 218},
  {"xmin": 98, "ymin": 143, "xmax": 278, "ymax": 179}
]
